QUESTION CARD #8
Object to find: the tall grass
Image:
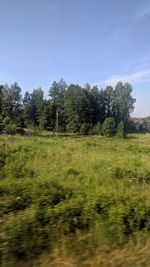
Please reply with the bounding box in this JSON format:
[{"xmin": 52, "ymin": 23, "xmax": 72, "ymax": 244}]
[{"xmin": 1, "ymin": 134, "xmax": 150, "ymax": 266}]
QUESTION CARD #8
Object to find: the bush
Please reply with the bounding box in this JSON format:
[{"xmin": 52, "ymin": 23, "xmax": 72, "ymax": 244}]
[
  {"xmin": 102, "ymin": 117, "xmax": 116, "ymax": 137},
  {"xmin": 5, "ymin": 124, "xmax": 17, "ymax": 135},
  {"xmin": 6, "ymin": 125, "xmax": 23, "ymax": 135},
  {"xmin": 95, "ymin": 193, "xmax": 150, "ymax": 244},
  {"xmin": 116, "ymin": 121, "xmax": 126, "ymax": 138},
  {"xmin": 37, "ymin": 181, "xmax": 73, "ymax": 208},
  {"xmin": 2, "ymin": 210, "xmax": 49, "ymax": 261},
  {"xmin": 80, "ymin": 123, "xmax": 92, "ymax": 135},
  {"xmin": 2, "ymin": 116, "xmax": 11, "ymax": 126},
  {"xmin": 92, "ymin": 122, "xmax": 102, "ymax": 135}
]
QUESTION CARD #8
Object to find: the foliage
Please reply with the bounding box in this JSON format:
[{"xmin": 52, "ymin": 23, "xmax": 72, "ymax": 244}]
[
  {"xmin": 116, "ymin": 120, "xmax": 126, "ymax": 138},
  {"xmin": 92, "ymin": 122, "xmax": 102, "ymax": 135},
  {"xmin": 80, "ymin": 123, "xmax": 92, "ymax": 135},
  {"xmin": 102, "ymin": 117, "xmax": 116, "ymax": 137},
  {"xmin": 1, "ymin": 134, "xmax": 150, "ymax": 266},
  {"xmin": 0, "ymin": 80, "xmax": 135, "ymax": 135},
  {"xmin": 5, "ymin": 124, "xmax": 17, "ymax": 134}
]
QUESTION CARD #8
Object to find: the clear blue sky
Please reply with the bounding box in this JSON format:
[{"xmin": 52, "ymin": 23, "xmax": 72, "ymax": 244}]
[{"xmin": 0, "ymin": 0, "xmax": 150, "ymax": 117}]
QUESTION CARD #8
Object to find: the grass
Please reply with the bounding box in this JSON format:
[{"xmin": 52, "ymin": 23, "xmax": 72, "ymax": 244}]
[{"xmin": 1, "ymin": 133, "xmax": 150, "ymax": 266}]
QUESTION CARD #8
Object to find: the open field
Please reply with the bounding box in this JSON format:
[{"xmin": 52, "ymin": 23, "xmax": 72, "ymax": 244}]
[{"xmin": 1, "ymin": 134, "xmax": 150, "ymax": 266}]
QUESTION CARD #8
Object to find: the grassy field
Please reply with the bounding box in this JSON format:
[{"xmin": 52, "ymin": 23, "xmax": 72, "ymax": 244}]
[{"xmin": 1, "ymin": 133, "xmax": 150, "ymax": 266}]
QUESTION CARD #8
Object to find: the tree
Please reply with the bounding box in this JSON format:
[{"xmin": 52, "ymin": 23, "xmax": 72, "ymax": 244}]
[
  {"xmin": 0, "ymin": 79, "xmax": 137, "ymax": 135},
  {"xmin": 116, "ymin": 121, "xmax": 126, "ymax": 138},
  {"xmin": 64, "ymin": 84, "xmax": 83, "ymax": 132},
  {"xmin": 49, "ymin": 79, "xmax": 67, "ymax": 132},
  {"xmin": 10, "ymin": 82, "xmax": 22, "ymax": 124},
  {"xmin": 90, "ymin": 86, "xmax": 105, "ymax": 125},
  {"xmin": 23, "ymin": 91, "xmax": 34, "ymax": 127},
  {"xmin": 39, "ymin": 113, "xmax": 47, "ymax": 130},
  {"xmin": 103, "ymin": 86, "xmax": 114, "ymax": 117},
  {"xmin": 31, "ymin": 88, "xmax": 44, "ymax": 126},
  {"xmin": 1, "ymin": 85, "xmax": 12, "ymax": 118},
  {"xmin": 112, "ymin": 82, "xmax": 136, "ymax": 127},
  {"xmin": 102, "ymin": 117, "xmax": 116, "ymax": 137}
]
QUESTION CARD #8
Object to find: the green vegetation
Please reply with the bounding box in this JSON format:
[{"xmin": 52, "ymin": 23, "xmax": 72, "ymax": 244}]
[
  {"xmin": 0, "ymin": 81, "xmax": 136, "ymax": 136},
  {"xmin": 116, "ymin": 120, "xmax": 126, "ymax": 139},
  {"xmin": 1, "ymin": 134, "xmax": 150, "ymax": 266},
  {"xmin": 102, "ymin": 117, "xmax": 116, "ymax": 137}
]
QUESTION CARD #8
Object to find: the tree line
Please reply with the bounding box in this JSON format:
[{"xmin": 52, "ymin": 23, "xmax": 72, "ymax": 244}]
[{"xmin": 0, "ymin": 79, "xmax": 136, "ymax": 137}]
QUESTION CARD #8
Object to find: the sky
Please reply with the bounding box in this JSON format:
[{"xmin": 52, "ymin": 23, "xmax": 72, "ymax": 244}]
[{"xmin": 0, "ymin": 0, "xmax": 150, "ymax": 117}]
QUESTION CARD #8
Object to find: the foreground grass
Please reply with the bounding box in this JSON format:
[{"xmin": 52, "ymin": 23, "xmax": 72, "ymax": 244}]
[{"xmin": 1, "ymin": 133, "xmax": 150, "ymax": 266}]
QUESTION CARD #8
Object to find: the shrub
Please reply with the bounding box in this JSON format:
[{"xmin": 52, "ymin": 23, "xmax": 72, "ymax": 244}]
[
  {"xmin": 95, "ymin": 193, "xmax": 150, "ymax": 244},
  {"xmin": 37, "ymin": 181, "xmax": 73, "ymax": 208},
  {"xmin": 66, "ymin": 120, "xmax": 80, "ymax": 133},
  {"xmin": 80, "ymin": 123, "xmax": 92, "ymax": 135},
  {"xmin": 2, "ymin": 116, "xmax": 11, "ymax": 126},
  {"xmin": 5, "ymin": 124, "xmax": 17, "ymax": 135},
  {"xmin": 2, "ymin": 210, "xmax": 49, "ymax": 262},
  {"xmin": 92, "ymin": 122, "xmax": 102, "ymax": 135},
  {"xmin": 102, "ymin": 117, "xmax": 116, "ymax": 137},
  {"xmin": 116, "ymin": 121, "xmax": 126, "ymax": 138}
]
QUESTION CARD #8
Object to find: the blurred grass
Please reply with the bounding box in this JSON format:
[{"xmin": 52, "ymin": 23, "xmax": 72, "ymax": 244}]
[{"xmin": 1, "ymin": 133, "xmax": 150, "ymax": 266}]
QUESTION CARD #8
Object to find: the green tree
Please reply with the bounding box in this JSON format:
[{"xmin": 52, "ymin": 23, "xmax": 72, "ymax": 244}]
[
  {"xmin": 10, "ymin": 82, "xmax": 22, "ymax": 125},
  {"xmin": 64, "ymin": 84, "xmax": 83, "ymax": 132},
  {"xmin": 80, "ymin": 86, "xmax": 94, "ymax": 125},
  {"xmin": 23, "ymin": 91, "xmax": 35, "ymax": 127},
  {"xmin": 39, "ymin": 113, "xmax": 47, "ymax": 130},
  {"xmin": 102, "ymin": 117, "xmax": 116, "ymax": 137},
  {"xmin": 1, "ymin": 85, "xmax": 12, "ymax": 118},
  {"xmin": 112, "ymin": 82, "xmax": 136, "ymax": 127},
  {"xmin": 49, "ymin": 79, "xmax": 67, "ymax": 132},
  {"xmin": 31, "ymin": 88, "xmax": 44, "ymax": 126},
  {"xmin": 103, "ymin": 86, "xmax": 114, "ymax": 117},
  {"xmin": 116, "ymin": 121, "xmax": 126, "ymax": 138}
]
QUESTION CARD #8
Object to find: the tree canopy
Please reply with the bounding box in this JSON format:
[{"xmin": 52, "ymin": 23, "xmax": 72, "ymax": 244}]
[{"xmin": 0, "ymin": 79, "xmax": 136, "ymax": 136}]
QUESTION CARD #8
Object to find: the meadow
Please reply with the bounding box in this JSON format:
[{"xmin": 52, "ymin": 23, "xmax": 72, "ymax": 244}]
[{"xmin": 1, "ymin": 133, "xmax": 150, "ymax": 266}]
